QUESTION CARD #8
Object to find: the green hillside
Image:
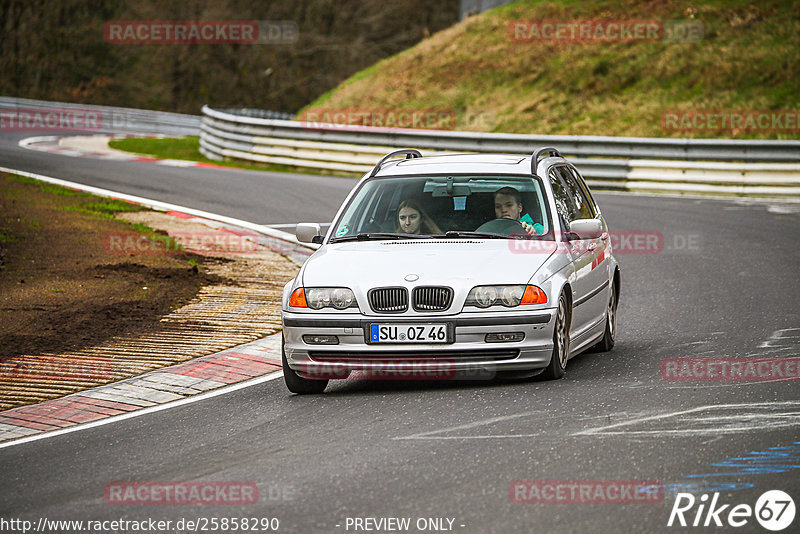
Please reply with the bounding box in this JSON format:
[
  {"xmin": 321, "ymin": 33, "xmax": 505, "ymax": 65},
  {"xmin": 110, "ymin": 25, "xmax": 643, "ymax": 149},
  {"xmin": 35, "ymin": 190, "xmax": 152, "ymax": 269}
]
[{"xmin": 300, "ymin": 0, "xmax": 800, "ymax": 139}]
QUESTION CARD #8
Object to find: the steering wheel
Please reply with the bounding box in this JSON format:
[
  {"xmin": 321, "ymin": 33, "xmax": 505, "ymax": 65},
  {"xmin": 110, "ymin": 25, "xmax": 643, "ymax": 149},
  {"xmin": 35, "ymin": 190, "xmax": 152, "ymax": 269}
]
[{"xmin": 475, "ymin": 218, "xmax": 525, "ymax": 235}]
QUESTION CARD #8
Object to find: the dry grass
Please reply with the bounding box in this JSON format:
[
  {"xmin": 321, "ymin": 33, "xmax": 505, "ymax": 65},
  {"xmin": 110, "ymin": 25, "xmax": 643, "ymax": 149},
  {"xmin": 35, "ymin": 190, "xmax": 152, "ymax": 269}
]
[{"xmin": 300, "ymin": 0, "xmax": 800, "ymax": 139}]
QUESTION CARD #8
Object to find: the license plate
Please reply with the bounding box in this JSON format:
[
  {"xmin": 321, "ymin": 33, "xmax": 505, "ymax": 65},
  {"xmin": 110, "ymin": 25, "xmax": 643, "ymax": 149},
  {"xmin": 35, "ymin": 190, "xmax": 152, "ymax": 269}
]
[{"xmin": 369, "ymin": 324, "xmax": 448, "ymax": 344}]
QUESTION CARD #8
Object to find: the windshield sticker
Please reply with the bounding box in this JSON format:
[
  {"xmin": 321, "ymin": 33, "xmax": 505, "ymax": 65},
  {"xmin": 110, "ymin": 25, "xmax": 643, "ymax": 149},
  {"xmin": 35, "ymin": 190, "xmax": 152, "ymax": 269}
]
[
  {"xmin": 336, "ymin": 224, "xmax": 349, "ymax": 237},
  {"xmin": 453, "ymin": 196, "xmax": 467, "ymax": 211}
]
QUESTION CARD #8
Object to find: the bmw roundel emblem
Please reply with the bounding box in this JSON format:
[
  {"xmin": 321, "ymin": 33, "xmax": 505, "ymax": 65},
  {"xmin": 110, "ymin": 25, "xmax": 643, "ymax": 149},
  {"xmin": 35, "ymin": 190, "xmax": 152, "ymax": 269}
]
[{"xmin": 405, "ymin": 274, "xmax": 419, "ymax": 282}]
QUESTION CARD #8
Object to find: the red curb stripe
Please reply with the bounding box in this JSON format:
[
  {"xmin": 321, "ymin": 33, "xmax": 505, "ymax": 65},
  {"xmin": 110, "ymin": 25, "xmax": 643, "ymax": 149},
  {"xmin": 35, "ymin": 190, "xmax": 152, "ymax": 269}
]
[
  {"xmin": 220, "ymin": 227, "xmax": 257, "ymax": 238},
  {"xmin": 12, "ymin": 401, "xmax": 112, "ymax": 423},
  {"xmin": 54, "ymin": 398, "xmax": 127, "ymax": 416},
  {"xmin": 165, "ymin": 210, "xmax": 193, "ymax": 219},
  {"xmin": 0, "ymin": 411, "xmax": 75, "ymax": 427},
  {"xmin": 195, "ymin": 162, "xmax": 231, "ymax": 169},
  {"xmin": 170, "ymin": 365, "xmax": 251, "ymax": 383},
  {"xmin": 60, "ymin": 411, "xmax": 108, "ymax": 424},
  {"xmin": 219, "ymin": 352, "xmax": 277, "ymax": 362},
  {"xmin": 0, "ymin": 416, "xmax": 63, "ymax": 431},
  {"xmin": 182, "ymin": 357, "xmax": 277, "ymax": 375},
  {"xmin": 211, "ymin": 354, "xmax": 277, "ymax": 368}
]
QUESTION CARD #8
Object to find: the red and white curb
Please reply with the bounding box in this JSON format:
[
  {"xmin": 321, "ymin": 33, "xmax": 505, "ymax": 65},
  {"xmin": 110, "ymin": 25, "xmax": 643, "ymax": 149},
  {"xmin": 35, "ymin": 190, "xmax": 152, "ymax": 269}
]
[
  {"xmin": 19, "ymin": 134, "xmax": 232, "ymax": 170},
  {"xmin": 162, "ymin": 209, "xmax": 313, "ymax": 267},
  {"xmin": 0, "ymin": 334, "xmax": 285, "ymax": 446}
]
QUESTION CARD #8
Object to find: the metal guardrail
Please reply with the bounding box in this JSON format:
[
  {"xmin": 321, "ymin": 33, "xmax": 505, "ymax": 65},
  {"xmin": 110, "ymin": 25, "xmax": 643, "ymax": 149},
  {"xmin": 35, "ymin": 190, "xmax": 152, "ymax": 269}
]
[
  {"xmin": 200, "ymin": 106, "xmax": 800, "ymax": 196},
  {"xmin": 0, "ymin": 96, "xmax": 201, "ymax": 136}
]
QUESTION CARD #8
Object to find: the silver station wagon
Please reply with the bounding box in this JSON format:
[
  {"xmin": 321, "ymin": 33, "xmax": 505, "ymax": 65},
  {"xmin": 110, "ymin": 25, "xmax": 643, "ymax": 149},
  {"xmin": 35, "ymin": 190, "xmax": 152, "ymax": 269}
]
[{"xmin": 281, "ymin": 148, "xmax": 620, "ymax": 393}]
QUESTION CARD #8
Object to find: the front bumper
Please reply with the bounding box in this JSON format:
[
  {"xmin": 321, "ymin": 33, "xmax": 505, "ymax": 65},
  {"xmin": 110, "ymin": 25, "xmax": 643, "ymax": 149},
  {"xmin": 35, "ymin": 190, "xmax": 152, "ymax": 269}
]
[{"xmin": 282, "ymin": 310, "xmax": 557, "ymax": 378}]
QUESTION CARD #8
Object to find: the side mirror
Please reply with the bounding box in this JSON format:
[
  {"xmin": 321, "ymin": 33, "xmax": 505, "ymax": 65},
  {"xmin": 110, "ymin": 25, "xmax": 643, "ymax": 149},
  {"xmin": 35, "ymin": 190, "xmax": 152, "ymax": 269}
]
[
  {"xmin": 568, "ymin": 219, "xmax": 603, "ymax": 239},
  {"xmin": 296, "ymin": 223, "xmax": 322, "ymax": 244}
]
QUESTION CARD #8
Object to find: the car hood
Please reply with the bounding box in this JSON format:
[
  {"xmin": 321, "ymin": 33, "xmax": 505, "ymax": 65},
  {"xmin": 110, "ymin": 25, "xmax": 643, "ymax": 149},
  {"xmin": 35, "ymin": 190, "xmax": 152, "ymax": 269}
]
[{"xmin": 301, "ymin": 239, "xmax": 557, "ymax": 287}]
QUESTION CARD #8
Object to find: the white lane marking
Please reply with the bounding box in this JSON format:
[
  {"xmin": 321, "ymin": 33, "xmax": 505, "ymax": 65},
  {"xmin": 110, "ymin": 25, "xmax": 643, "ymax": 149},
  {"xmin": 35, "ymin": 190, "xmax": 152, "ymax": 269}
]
[
  {"xmin": 758, "ymin": 328, "xmax": 800, "ymax": 349},
  {"xmin": 0, "ymin": 165, "xmax": 316, "ymax": 250},
  {"xmin": 397, "ymin": 434, "xmax": 544, "ymax": 440},
  {"xmin": 157, "ymin": 159, "xmax": 198, "ymax": 167},
  {"xmin": 0, "ymin": 371, "xmax": 285, "ymax": 450},
  {"xmin": 670, "ymin": 341, "xmax": 709, "ymax": 348},
  {"xmin": 393, "ymin": 412, "xmax": 540, "ymax": 441},
  {"xmin": 625, "ymin": 379, "xmax": 796, "ymax": 389},
  {"xmin": 574, "ymin": 401, "xmax": 800, "ymax": 437},
  {"xmin": 18, "ymin": 135, "xmax": 59, "ymax": 147},
  {"xmin": 767, "ymin": 204, "xmax": 800, "ymax": 214}
]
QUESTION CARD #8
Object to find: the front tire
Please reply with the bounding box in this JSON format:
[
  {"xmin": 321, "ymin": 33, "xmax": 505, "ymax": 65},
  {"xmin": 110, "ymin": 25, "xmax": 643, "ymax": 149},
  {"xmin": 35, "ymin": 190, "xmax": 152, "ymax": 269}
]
[
  {"xmin": 590, "ymin": 281, "xmax": 617, "ymax": 353},
  {"xmin": 282, "ymin": 334, "xmax": 328, "ymax": 394},
  {"xmin": 541, "ymin": 293, "xmax": 570, "ymax": 380}
]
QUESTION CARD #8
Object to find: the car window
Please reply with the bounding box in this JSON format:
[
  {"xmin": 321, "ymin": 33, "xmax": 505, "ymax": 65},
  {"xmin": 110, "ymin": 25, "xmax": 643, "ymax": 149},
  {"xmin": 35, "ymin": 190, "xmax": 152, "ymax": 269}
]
[
  {"xmin": 548, "ymin": 169, "xmax": 579, "ymax": 227},
  {"xmin": 563, "ymin": 166, "xmax": 598, "ymax": 217},
  {"xmin": 331, "ymin": 175, "xmax": 552, "ymax": 239},
  {"xmin": 555, "ymin": 166, "xmax": 594, "ymax": 220}
]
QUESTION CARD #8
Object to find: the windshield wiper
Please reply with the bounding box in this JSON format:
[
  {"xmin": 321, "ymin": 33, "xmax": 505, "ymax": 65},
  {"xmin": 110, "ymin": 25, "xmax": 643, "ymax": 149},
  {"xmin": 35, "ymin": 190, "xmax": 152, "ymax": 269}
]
[
  {"xmin": 441, "ymin": 231, "xmax": 509, "ymax": 239},
  {"xmin": 330, "ymin": 232, "xmax": 424, "ymax": 243}
]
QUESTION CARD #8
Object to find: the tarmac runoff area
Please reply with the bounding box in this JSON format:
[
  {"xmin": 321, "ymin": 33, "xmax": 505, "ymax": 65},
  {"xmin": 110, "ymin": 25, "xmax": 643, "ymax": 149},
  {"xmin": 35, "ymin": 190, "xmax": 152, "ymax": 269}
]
[{"xmin": 0, "ymin": 209, "xmax": 310, "ymax": 444}]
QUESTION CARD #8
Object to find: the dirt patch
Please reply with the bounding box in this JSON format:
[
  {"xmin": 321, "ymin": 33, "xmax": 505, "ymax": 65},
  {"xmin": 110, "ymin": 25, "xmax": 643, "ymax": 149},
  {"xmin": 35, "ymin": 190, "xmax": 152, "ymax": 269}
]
[
  {"xmin": 0, "ymin": 173, "xmax": 300, "ymax": 410},
  {"xmin": 0, "ymin": 173, "xmax": 219, "ymax": 359}
]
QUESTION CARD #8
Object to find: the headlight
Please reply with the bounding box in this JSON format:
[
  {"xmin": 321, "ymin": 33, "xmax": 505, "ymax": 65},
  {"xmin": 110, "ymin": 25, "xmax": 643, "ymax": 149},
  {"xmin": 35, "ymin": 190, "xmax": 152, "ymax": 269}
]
[
  {"xmin": 465, "ymin": 285, "xmax": 547, "ymax": 308},
  {"xmin": 474, "ymin": 286, "xmax": 498, "ymax": 307},
  {"xmin": 330, "ymin": 288, "xmax": 355, "ymax": 310},
  {"xmin": 290, "ymin": 287, "xmax": 358, "ymax": 310}
]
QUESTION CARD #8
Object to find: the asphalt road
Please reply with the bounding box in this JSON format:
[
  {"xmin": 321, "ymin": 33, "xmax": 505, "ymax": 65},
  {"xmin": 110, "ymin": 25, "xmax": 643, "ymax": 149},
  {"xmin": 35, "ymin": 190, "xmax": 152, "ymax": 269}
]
[{"xmin": 1, "ymin": 131, "xmax": 799, "ymax": 533}]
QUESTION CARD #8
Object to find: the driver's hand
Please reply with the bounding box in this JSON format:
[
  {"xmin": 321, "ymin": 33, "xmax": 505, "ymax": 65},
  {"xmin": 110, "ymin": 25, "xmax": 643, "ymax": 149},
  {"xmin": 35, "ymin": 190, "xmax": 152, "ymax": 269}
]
[{"xmin": 521, "ymin": 222, "xmax": 537, "ymax": 236}]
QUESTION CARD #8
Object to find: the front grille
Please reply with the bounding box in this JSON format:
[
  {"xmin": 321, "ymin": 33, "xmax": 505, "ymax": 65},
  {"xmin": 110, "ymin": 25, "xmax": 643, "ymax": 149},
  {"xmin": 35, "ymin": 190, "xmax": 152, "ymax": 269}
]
[
  {"xmin": 413, "ymin": 286, "xmax": 453, "ymax": 311},
  {"xmin": 368, "ymin": 287, "xmax": 408, "ymax": 313}
]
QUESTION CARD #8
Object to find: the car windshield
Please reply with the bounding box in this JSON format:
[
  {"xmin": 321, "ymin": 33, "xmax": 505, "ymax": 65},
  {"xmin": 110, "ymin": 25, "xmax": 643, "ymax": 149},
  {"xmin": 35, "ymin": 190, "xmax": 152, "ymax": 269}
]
[{"xmin": 329, "ymin": 174, "xmax": 552, "ymax": 242}]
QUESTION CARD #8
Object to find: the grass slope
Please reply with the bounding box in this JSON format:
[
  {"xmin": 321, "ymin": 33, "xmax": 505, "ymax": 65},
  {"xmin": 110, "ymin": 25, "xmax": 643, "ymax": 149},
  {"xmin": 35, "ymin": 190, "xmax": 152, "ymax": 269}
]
[{"xmin": 300, "ymin": 0, "xmax": 800, "ymax": 139}]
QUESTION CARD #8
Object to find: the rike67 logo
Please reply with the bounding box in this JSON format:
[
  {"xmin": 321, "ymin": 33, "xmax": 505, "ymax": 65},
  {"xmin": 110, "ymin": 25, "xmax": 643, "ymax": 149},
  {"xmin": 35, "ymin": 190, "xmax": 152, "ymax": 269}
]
[{"xmin": 668, "ymin": 490, "xmax": 795, "ymax": 531}]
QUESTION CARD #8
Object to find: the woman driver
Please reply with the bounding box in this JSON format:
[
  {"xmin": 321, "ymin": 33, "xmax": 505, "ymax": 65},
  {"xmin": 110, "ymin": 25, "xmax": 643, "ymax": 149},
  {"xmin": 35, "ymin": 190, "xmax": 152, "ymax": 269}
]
[{"xmin": 396, "ymin": 200, "xmax": 442, "ymax": 234}]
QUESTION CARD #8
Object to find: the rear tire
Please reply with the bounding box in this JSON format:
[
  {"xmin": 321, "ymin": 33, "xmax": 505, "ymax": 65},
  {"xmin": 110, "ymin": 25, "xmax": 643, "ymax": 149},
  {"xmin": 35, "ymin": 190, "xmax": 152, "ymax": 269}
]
[
  {"xmin": 282, "ymin": 334, "xmax": 328, "ymax": 394},
  {"xmin": 541, "ymin": 293, "xmax": 570, "ymax": 380}
]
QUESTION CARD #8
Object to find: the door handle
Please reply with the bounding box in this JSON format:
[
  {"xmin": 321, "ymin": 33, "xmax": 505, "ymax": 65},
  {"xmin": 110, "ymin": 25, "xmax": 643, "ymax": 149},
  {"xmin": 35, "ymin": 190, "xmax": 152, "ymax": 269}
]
[{"xmin": 587, "ymin": 242, "xmax": 597, "ymax": 251}]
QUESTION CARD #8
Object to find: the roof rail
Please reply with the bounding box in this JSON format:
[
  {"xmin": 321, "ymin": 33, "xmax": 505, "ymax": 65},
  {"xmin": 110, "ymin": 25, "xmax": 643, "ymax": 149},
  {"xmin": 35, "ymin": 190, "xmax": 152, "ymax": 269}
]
[
  {"xmin": 531, "ymin": 147, "xmax": 562, "ymax": 175},
  {"xmin": 369, "ymin": 149, "xmax": 422, "ymax": 177}
]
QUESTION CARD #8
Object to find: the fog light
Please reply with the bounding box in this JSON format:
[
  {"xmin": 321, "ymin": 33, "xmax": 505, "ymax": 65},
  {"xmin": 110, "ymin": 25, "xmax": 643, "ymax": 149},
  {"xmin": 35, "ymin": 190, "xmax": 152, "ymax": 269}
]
[
  {"xmin": 303, "ymin": 335, "xmax": 339, "ymax": 345},
  {"xmin": 485, "ymin": 332, "xmax": 525, "ymax": 343}
]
